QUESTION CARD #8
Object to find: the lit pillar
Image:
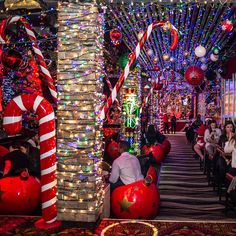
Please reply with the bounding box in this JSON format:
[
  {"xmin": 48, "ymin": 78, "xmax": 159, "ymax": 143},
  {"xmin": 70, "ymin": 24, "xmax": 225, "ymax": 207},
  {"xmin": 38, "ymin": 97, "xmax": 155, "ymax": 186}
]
[{"xmin": 57, "ymin": 1, "xmax": 104, "ymax": 222}]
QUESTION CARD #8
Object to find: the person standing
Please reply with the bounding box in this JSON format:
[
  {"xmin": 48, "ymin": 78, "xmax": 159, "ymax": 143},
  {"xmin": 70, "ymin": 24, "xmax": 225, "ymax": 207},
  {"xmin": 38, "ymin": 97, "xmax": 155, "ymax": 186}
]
[
  {"xmin": 109, "ymin": 141, "xmax": 144, "ymax": 192},
  {"xmin": 171, "ymin": 114, "xmax": 177, "ymax": 134},
  {"xmin": 163, "ymin": 113, "xmax": 169, "ymax": 134}
]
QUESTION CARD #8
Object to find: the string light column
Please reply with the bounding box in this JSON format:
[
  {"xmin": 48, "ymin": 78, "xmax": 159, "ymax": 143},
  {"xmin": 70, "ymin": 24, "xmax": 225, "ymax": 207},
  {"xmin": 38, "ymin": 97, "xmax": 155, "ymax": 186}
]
[{"xmin": 57, "ymin": 1, "xmax": 104, "ymax": 222}]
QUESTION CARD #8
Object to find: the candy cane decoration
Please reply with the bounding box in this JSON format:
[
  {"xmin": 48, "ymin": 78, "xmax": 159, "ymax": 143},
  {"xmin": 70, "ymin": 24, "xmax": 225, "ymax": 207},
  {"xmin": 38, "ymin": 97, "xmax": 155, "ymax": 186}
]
[
  {"xmin": 140, "ymin": 87, "xmax": 153, "ymax": 115},
  {"xmin": 100, "ymin": 21, "xmax": 178, "ymax": 119},
  {"xmin": 104, "ymin": 75, "xmax": 121, "ymax": 112},
  {"xmin": 159, "ymin": 112, "xmax": 164, "ymax": 134},
  {"xmin": 0, "ymin": 16, "xmax": 57, "ymax": 103},
  {"xmin": 3, "ymin": 94, "xmax": 60, "ymax": 229}
]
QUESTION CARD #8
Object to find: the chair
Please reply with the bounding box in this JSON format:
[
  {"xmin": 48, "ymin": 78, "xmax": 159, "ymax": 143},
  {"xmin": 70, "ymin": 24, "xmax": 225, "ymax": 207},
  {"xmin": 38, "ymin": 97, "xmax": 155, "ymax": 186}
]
[{"xmin": 225, "ymin": 173, "xmax": 236, "ymax": 215}]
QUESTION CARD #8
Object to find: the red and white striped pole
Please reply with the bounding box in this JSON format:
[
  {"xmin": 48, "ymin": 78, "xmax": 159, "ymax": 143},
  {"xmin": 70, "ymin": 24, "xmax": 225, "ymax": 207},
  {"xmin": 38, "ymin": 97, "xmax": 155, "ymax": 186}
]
[
  {"xmin": 159, "ymin": 112, "xmax": 164, "ymax": 134},
  {"xmin": 104, "ymin": 75, "xmax": 121, "ymax": 112},
  {"xmin": 0, "ymin": 16, "xmax": 57, "ymax": 103},
  {"xmin": 3, "ymin": 94, "xmax": 61, "ymax": 229},
  {"xmin": 100, "ymin": 21, "xmax": 178, "ymax": 119},
  {"xmin": 140, "ymin": 87, "xmax": 153, "ymax": 115}
]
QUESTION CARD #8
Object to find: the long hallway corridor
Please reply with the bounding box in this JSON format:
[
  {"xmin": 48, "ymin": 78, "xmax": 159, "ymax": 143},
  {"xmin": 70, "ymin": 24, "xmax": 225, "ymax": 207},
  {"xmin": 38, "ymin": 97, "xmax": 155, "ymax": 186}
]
[{"xmin": 157, "ymin": 133, "xmax": 236, "ymax": 221}]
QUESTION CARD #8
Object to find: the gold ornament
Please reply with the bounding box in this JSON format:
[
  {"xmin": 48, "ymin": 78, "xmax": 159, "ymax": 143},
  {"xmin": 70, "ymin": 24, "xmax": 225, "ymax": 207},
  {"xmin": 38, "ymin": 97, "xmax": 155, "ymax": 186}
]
[
  {"xmin": 5, "ymin": 0, "xmax": 41, "ymax": 10},
  {"xmin": 163, "ymin": 54, "xmax": 170, "ymax": 61}
]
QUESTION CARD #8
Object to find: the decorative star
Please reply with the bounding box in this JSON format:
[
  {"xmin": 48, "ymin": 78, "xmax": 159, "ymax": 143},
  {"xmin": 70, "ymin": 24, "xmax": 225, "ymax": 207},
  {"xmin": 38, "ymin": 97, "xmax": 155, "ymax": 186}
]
[
  {"xmin": 118, "ymin": 196, "xmax": 134, "ymax": 213},
  {"xmin": 133, "ymin": 186, "xmax": 140, "ymax": 191}
]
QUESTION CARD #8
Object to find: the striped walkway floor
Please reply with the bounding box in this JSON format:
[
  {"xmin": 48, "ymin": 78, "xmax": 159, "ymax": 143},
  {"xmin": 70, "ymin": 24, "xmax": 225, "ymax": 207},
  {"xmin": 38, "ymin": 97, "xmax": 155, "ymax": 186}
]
[{"xmin": 157, "ymin": 133, "xmax": 236, "ymax": 221}]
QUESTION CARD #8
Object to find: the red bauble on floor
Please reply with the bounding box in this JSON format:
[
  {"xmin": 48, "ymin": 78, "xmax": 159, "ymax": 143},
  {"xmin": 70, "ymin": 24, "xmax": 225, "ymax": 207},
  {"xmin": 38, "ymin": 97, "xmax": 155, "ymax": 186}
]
[
  {"xmin": 162, "ymin": 139, "xmax": 171, "ymax": 155},
  {"xmin": 0, "ymin": 176, "xmax": 41, "ymax": 215},
  {"xmin": 142, "ymin": 144, "xmax": 165, "ymax": 163},
  {"xmin": 111, "ymin": 180, "xmax": 160, "ymax": 219}
]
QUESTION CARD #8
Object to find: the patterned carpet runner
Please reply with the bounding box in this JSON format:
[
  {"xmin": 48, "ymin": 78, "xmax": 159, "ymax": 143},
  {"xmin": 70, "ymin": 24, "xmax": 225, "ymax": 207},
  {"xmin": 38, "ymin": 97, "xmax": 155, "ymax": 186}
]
[{"xmin": 157, "ymin": 133, "xmax": 236, "ymax": 221}]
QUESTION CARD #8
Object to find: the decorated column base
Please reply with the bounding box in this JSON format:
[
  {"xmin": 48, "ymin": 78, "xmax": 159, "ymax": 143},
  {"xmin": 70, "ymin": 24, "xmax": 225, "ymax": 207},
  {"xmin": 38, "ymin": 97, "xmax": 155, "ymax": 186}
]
[{"xmin": 35, "ymin": 219, "xmax": 62, "ymax": 229}]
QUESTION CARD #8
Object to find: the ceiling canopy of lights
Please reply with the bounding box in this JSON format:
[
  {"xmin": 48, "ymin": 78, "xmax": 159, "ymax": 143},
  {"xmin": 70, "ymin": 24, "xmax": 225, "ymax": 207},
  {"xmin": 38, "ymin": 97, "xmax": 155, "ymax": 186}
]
[{"xmin": 102, "ymin": 0, "xmax": 236, "ymax": 81}]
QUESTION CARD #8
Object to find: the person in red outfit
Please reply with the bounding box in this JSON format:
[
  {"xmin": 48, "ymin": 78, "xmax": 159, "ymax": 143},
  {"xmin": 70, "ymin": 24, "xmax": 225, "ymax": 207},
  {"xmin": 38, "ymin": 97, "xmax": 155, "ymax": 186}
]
[
  {"xmin": 193, "ymin": 124, "xmax": 207, "ymax": 160},
  {"xmin": 163, "ymin": 113, "xmax": 169, "ymax": 134}
]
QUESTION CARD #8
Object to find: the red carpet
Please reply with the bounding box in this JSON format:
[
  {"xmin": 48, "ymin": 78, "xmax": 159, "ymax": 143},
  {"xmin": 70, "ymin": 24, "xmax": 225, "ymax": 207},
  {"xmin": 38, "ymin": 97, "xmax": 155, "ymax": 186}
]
[
  {"xmin": 95, "ymin": 219, "xmax": 236, "ymax": 236},
  {"xmin": 0, "ymin": 217, "xmax": 236, "ymax": 235}
]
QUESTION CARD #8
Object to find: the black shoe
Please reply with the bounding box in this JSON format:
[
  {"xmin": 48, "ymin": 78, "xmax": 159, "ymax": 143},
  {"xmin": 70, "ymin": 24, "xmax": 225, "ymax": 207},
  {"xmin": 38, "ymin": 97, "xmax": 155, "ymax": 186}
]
[{"xmin": 193, "ymin": 154, "xmax": 199, "ymax": 159}]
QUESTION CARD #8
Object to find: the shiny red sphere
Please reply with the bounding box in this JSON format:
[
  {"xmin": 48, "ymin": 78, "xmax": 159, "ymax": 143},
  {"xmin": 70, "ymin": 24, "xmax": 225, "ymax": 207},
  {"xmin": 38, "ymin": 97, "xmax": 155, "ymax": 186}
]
[
  {"xmin": 142, "ymin": 144, "xmax": 165, "ymax": 163},
  {"xmin": 161, "ymin": 139, "xmax": 171, "ymax": 155},
  {"xmin": 222, "ymin": 19, "xmax": 233, "ymax": 32},
  {"xmin": 0, "ymin": 176, "xmax": 41, "ymax": 214},
  {"xmin": 153, "ymin": 82, "xmax": 163, "ymax": 91},
  {"xmin": 153, "ymin": 65, "xmax": 160, "ymax": 71},
  {"xmin": 110, "ymin": 28, "xmax": 122, "ymax": 42},
  {"xmin": 185, "ymin": 66, "xmax": 204, "ymax": 86},
  {"xmin": 107, "ymin": 140, "xmax": 120, "ymax": 161},
  {"xmin": 111, "ymin": 180, "xmax": 160, "ymax": 219},
  {"xmin": 1, "ymin": 49, "xmax": 23, "ymax": 70}
]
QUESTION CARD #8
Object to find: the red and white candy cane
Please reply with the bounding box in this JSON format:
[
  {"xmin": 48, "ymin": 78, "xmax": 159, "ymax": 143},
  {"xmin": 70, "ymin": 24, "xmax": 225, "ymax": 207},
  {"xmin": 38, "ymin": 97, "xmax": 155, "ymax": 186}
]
[
  {"xmin": 3, "ymin": 94, "xmax": 61, "ymax": 229},
  {"xmin": 0, "ymin": 16, "xmax": 57, "ymax": 103},
  {"xmin": 140, "ymin": 87, "xmax": 153, "ymax": 115},
  {"xmin": 159, "ymin": 112, "xmax": 164, "ymax": 134},
  {"xmin": 104, "ymin": 75, "xmax": 121, "ymax": 112},
  {"xmin": 100, "ymin": 21, "xmax": 178, "ymax": 119}
]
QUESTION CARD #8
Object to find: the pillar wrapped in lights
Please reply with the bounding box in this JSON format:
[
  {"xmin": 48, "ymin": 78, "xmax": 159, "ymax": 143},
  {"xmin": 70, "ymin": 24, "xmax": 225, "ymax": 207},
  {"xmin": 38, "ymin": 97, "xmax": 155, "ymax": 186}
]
[{"xmin": 57, "ymin": 1, "xmax": 104, "ymax": 222}]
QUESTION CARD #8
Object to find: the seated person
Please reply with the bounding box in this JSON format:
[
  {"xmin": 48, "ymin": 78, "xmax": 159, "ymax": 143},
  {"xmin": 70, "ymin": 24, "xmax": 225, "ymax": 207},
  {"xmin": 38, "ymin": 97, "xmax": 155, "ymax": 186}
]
[
  {"xmin": 109, "ymin": 141, "xmax": 144, "ymax": 192},
  {"xmin": 193, "ymin": 124, "xmax": 207, "ymax": 161},
  {"xmin": 224, "ymin": 133, "xmax": 236, "ymax": 176},
  {"xmin": 143, "ymin": 124, "xmax": 165, "ymax": 146},
  {"xmin": 0, "ymin": 143, "xmax": 30, "ymax": 177},
  {"xmin": 224, "ymin": 133, "xmax": 236, "ymax": 204},
  {"xmin": 27, "ymin": 132, "xmax": 39, "ymax": 149},
  {"xmin": 20, "ymin": 142, "xmax": 40, "ymax": 177},
  {"xmin": 215, "ymin": 121, "xmax": 235, "ymax": 179},
  {"xmin": 204, "ymin": 120, "xmax": 221, "ymax": 157}
]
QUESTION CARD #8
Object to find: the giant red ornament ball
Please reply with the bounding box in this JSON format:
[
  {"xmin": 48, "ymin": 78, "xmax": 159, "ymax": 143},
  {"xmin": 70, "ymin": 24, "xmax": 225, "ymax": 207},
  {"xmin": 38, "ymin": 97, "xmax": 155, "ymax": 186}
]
[
  {"xmin": 153, "ymin": 65, "xmax": 160, "ymax": 71},
  {"xmin": 107, "ymin": 140, "xmax": 120, "ymax": 160},
  {"xmin": 0, "ymin": 176, "xmax": 41, "ymax": 214},
  {"xmin": 111, "ymin": 180, "xmax": 160, "ymax": 219},
  {"xmin": 222, "ymin": 19, "xmax": 233, "ymax": 32},
  {"xmin": 153, "ymin": 82, "xmax": 163, "ymax": 91},
  {"xmin": 1, "ymin": 49, "xmax": 23, "ymax": 70},
  {"xmin": 142, "ymin": 144, "xmax": 165, "ymax": 163},
  {"xmin": 161, "ymin": 139, "xmax": 171, "ymax": 155},
  {"xmin": 110, "ymin": 28, "xmax": 122, "ymax": 46},
  {"xmin": 185, "ymin": 66, "xmax": 204, "ymax": 86}
]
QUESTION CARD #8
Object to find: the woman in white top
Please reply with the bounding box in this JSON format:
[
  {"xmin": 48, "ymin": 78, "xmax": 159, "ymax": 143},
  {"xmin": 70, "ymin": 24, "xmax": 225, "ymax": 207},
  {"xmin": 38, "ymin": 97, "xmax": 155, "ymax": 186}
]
[
  {"xmin": 204, "ymin": 120, "xmax": 221, "ymax": 156},
  {"xmin": 224, "ymin": 132, "xmax": 236, "ymax": 175}
]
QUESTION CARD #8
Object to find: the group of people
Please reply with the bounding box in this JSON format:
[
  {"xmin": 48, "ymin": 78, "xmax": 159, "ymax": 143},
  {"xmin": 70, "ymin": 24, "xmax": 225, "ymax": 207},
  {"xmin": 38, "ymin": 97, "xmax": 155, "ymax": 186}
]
[
  {"xmin": 108, "ymin": 124, "xmax": 166, "ymax": 192},
  {"xmin": 187, "ymin": 115, "xmax": 236, "ymax": 203},
  {"xmin": 0, "ymin": 132, "xmax": 40, "ymax": 178},
  {"xmin": 163, "ymin": 113, "xmax": 177, "ymax": 134}
]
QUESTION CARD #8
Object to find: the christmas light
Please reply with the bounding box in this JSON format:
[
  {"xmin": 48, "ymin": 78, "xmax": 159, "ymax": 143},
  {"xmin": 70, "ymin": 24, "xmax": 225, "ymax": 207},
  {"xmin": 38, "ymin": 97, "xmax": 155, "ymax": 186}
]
[{"xmin": 57, "ymin": 0, "xmax": 105, "ymax": 222}]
